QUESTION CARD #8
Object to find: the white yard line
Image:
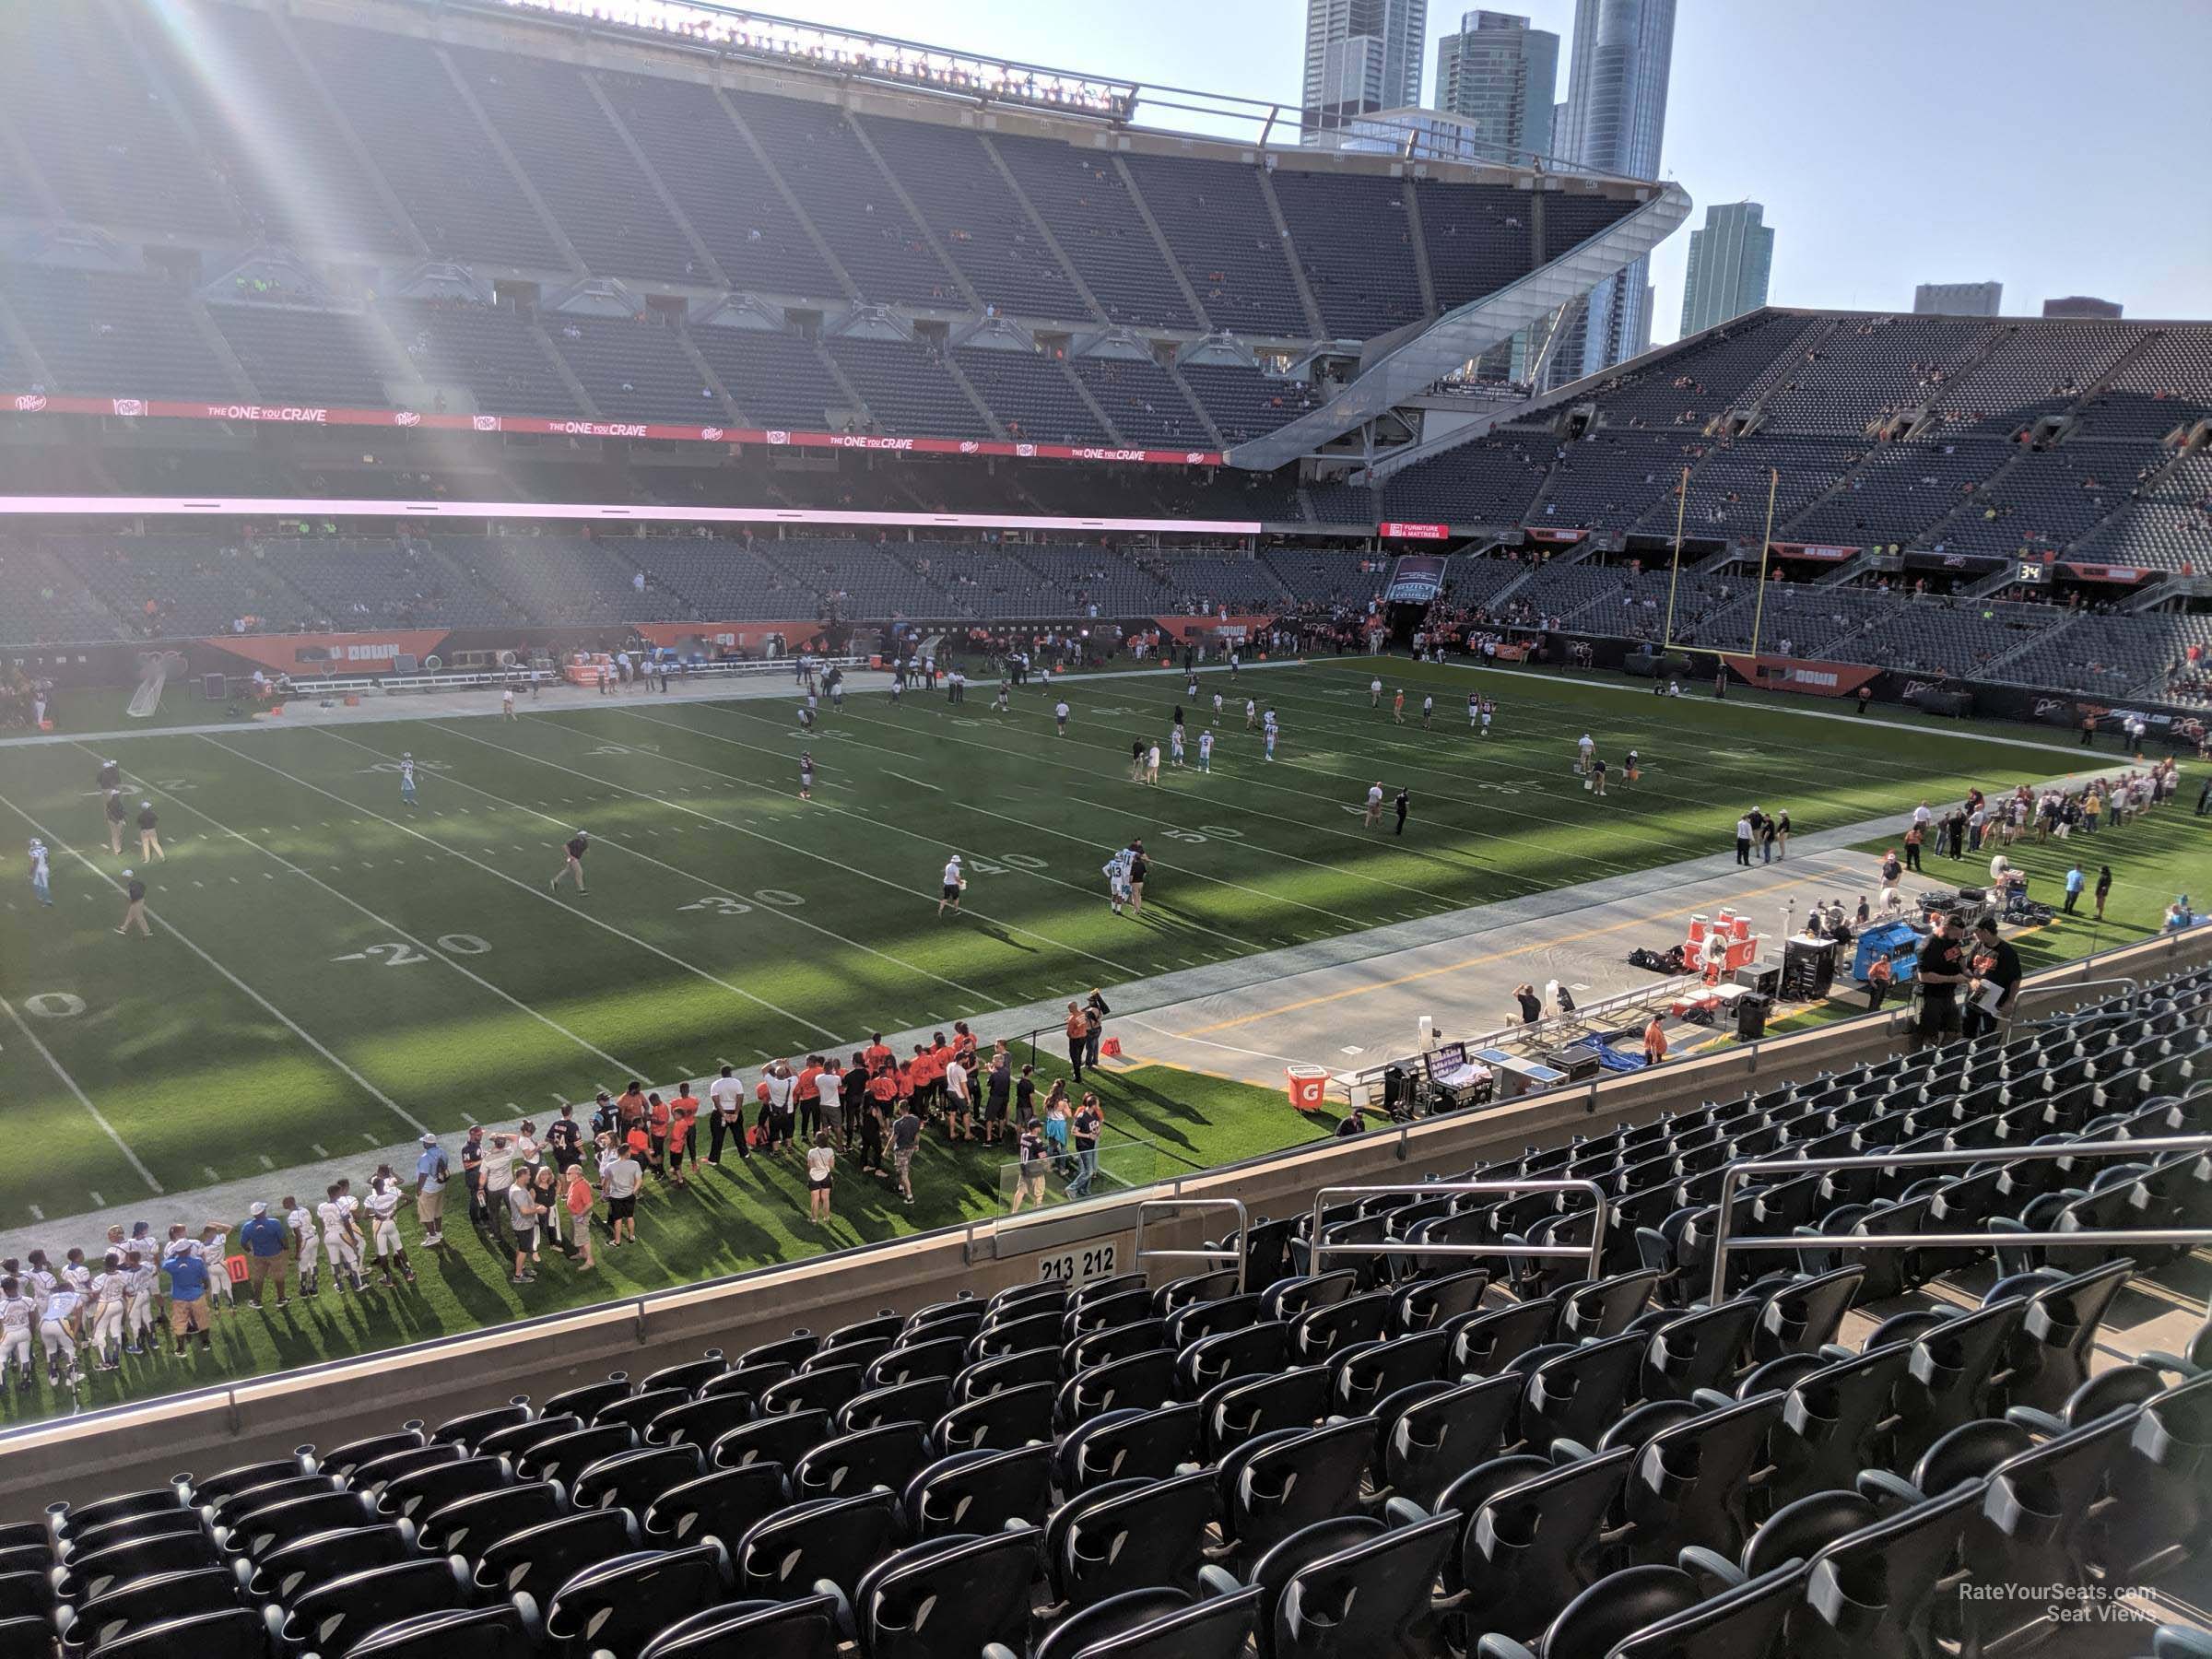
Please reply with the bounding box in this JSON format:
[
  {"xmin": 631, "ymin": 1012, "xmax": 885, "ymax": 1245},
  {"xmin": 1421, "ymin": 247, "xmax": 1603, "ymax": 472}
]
[
  {"xmin": 0, "ymin": 789, "xmax": 425, "ymax": 1136},
  {"xmin": 205, "ymin": 733, "xmax": 841, "ymax": 1044},
  {"xmin": 424, "ymin": 719, "xmax": 1143, "ymax": 983},
  {"xmin": 88, "ymin": 744, "xmax": 641, "ymax": 1078},
  {"xmin": 618, "ymin": 707, "xmax": 1375, "ymax": 931},
  {"xmin": 0, "ymin": 992, "xmax": 164, "ymax": 1194}
]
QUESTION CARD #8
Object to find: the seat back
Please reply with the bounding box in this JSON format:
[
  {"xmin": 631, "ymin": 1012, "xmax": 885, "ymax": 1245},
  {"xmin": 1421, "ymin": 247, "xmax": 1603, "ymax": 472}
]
[{"xmin": 860, "ymin": 1528, "xmax": 1042, "ymax": 1659}]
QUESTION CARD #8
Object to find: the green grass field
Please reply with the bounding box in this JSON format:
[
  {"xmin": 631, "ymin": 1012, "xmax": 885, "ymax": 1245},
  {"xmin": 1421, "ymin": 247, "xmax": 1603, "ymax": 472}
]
[{"xmin": 0, "ymin": 654, "xmax": 2200, "ymax": 1423}]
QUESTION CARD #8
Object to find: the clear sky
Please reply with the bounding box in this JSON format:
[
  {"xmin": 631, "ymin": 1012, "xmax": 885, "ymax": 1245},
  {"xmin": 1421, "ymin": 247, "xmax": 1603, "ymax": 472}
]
[{"xmin": 736, "ymin": 0, "xmax": 2212, "ymax": 339}]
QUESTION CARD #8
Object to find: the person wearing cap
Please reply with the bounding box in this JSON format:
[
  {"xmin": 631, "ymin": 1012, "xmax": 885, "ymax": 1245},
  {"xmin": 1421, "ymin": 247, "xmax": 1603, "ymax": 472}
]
[
  {"xmin": 103, "ymin": 787, "xmax": 127, "ymax": 854},
  {"xmin": 240, "ymin": 1202, "xmax": 290, "ymax": 1311},
  {"xmin": 1963, "ymin": 915, "xmax": 2021, "ymax": 1038},
  {"xmin": 550, "ymin": 829, "xmax": 589, "ymax": 893},
  {"xmin": 135, "ymin": 800, "xmax": 163, "ymax": 862},
  {"xmin": 114, "ymin": 868, "xmax": 149, "ymax": 937},
  {"xmin": 97, "ymin": 756, "xmax": 120, "ymax": 794},
  {"xmin": 415, "ymin": 1135, "xmax": 451, "ymax": 1249},
  {"xmin": 937, "ymin": 853, "xmax": 965, "ymax": 917},
  {"xmin": 27, "ymin": 838, "xmax": 50, "ymax": 907}
]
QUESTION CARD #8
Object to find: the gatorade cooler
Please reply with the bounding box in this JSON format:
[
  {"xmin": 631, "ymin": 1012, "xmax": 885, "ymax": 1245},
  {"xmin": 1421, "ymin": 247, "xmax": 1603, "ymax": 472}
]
[
  {"xmin": 1286, "ymin": 1065, "xmax": 1330, "ymax": 1111},
  {"xmin": 1687, "ymin": 915, "xmax": 1710, "ymax": 945},
  {"xmin": 1730, "ymin": 914, "xmax": 1753, "ymax": 943}
]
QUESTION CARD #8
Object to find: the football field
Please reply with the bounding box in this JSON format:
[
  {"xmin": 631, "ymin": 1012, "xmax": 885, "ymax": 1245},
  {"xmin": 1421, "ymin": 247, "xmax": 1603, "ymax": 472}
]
[{"xmin": 0, "ymin": 656, "xmax": 2133, "ymax": 1226}]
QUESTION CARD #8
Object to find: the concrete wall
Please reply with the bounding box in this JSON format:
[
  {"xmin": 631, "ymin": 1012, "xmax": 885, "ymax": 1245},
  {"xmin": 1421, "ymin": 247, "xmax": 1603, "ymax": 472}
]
[{"xmin": 6, "ymin": 933, "xmax": 2203, "ymax": 1522}]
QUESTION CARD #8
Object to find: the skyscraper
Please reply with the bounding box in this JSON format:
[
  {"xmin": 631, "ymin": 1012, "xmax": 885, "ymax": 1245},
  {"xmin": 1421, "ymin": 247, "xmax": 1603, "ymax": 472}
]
[
  {"xmin": 1678, "ymin": 201, "xmax": 1774, "ymax": 335},
  {"xmin": 2043, "ymin": 295, "xmax": 2122, "ymax": 319},
  {"xmin": 1913, "ymin": 281, "xmax": 2003, "ymax": 317},
  {"xmin": 1553, "ymin": 0, "xmax": 1676, "ymax": 379},
  {"xmin": 1434, "ymin": 11, "xmax": 1559, "ymax": 166},
  {"xmin": 1302, "ymin": 0, "xmax": 1429, "ymax": 141}
]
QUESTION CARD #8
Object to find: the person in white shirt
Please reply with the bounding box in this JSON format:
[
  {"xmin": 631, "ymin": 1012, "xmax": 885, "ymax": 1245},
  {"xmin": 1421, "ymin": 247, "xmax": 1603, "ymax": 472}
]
[
  {"xmin": 1480, "ymin": 702, "xmax": 1493, "ymax": 737},
  {"xmin": 480, "ymin": 1134, "xmax": 517, "ymax": 1241},
  {"xmin": 502, "ymin": 685, "xmax": 516, "ymax": 721},
  {"xmin": 123, "ymin": 1249, "xmax": 158, "ymax": 1352},
  {"xmin": 1146, "ymin": 744, "xmax": 1161, "ymax": 785},
  {"xmin": 319, "ymin": 1183, "xmax": 365, "ymax": 1294},
  {"xmin": 1245, "ymin": 698, "xmax": 1258, "ymax": 730},
  {"xmin": 287, "ymin": 1197, "xmax": 320, "ymax": 1298},
  {"xmin": 59, "ymin": 1249, "xmax": 91, "ymax": 1294},
  {"xmin": 88, "ymin": 1254, "xmax": 127, "ymax": 1371},
  {"xmin": 938, "ymin": 854, "xmax": 965, "ymax": 917},
  {"xmin": 199, "ymin": 1225, "xmax": 235, "ymax": 1310},
  {"xmin": 0, "ymin": 1276, "xmax": 33, "ymax": 1392},
  {"xmin": 1370, "ymin": 677, "xmax": 1383, "ymax": 707},
  {"xmin": 1421, "ymin": 695, "xmax": 1434, "ymax": 730},
  {"xmin": 1364, "ymin": 782, "xmax": 1385, "ymax": 828},
  {"xmin": 1198, "ymin": 730, "xmax": 1214, "ymax": 773},
  {"xmin": 364, "ymin": 1176, "xmax": 413, "ymax": 1286},
  {"xmin": 708, "ymin": 1066, "xmax": 747, "ymax": 1166},
  {"xmin": 1054, "ymin": 700, "xmax": 1069, "ymax": 735},
  {"xmin": 27, "ymin": 838, "xmax": 50, "ymax": 907},
  {"xmin": 1211, "ymin": 692, "xmax": 1223, "ymax": 722},
  {"xmin": 39, "ymin": 1287, "xmax": 82, "ymax": 1387},
  {"xmin": 508, "ymin": 1178, "xmax": 543, "ymax": 1283},
  {"xmin": 1170, "ymin": 726, "xmax": 1185, "ymax": 767},
  {"xmin": 1577, "ymin": 733, "xmax": 1595, "ymax": 773},
  {"xmin": 944, "ymin": 1055, "xmax": 972, "ymax": 1141},
  {"xmin": 806, "ymin": 1132, "xmax": 837, "ymax": 1223}
]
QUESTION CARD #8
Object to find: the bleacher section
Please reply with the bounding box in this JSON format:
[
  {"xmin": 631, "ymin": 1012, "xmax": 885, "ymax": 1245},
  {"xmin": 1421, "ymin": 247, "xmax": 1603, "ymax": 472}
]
[
  {"xmin": 1117, "ymin": 155, "xmax": 1312, "ymax": 339},
  {"xmin": 595, "ymin": 72, "xmax": 844, "ymax": 301},
  {"xmin": 990, "ymin": 136, "xmax": 1196, "ymax": 333},
  {"xmin": 206, "ymin": 301, "xmax": 394, "ymax": 409},
  {"xmin": 1068, "ymin": 357, "xmax": 1209, "ymax": 448},
  {"xmin": 1415, "ymin": 182, "xmax": 1533, "ymax": 313},
  {"xmin": 824, "ymin": 337, "xmax": 993, "ymax": 440},
  {"xmin": 952, "ymin": 348, "xmax": 1112, "ymax": 446},
  {"xmin": 0, "ymin": 265, "xmax": 238, "ymax": 401},
  {"xmin": 382, "ymin": 299, "xmax": 582, "ymax": 418},
  {"xmin": 859, "ymin": 120, "xmax": 1087, "ymax": 322},
  {"xmin": 289, "ymin": 19, "xmax": 565, "ymax": 270},
  {"xmin": 689, "ymin": 329, "xmax": 852, "ymax": 429},
  {"xmin": 1267, "ymin": 171, "xmax": 1424, "ymax": 340},
  {"xmin": 7, "ymin": 970, "xmax": 2206, "ymax": 1659},
  {"xmin": 0, "ymin": 542, "xmax": 125, "ymax": 644},
  {"xmin": 268, "ymin": 536, "xmax": 514, "ymax": 629},
  {"xmin": 1177, "ymin": 364, "xmax": 1321, "ymax": 446},
  {"xmin": 547, "ymin": 316, "xmax": 722, "ymax": 424}
]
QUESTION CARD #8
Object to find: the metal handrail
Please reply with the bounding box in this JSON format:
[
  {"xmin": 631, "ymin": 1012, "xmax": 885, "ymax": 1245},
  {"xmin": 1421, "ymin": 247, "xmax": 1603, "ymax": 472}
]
[
  {"xmin": 1706, "ymin": 1133, "xmax": 2212, "ymax": 1303},
  {"xmin": 1309, "ymin": 1180, "xmax": 1611, "ymax": 1280},
  {"xmin": 1130, "ymin": 1198, "xmax": 1249, "ymax": 1294}
]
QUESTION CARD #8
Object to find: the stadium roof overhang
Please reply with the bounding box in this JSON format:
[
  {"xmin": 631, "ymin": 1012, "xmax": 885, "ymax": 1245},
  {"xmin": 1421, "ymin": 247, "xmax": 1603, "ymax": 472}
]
[{"xmin": 1222, "ymin": 181, "xmax": 1693, "ymax": 473}]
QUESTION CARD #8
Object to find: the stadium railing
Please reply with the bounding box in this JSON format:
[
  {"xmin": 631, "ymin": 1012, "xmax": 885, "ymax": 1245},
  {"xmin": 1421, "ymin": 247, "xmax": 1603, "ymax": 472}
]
[{"xmin": 1, "ymin": 926, "xmax": 2206, "ymax": 1521}]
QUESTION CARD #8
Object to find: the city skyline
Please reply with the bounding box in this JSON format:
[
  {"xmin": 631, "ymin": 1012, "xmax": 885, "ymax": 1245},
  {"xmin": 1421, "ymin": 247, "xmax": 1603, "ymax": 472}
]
[{"xmin": 1300, "ymin": 0, "xmax": 1429, "ymax": 138}]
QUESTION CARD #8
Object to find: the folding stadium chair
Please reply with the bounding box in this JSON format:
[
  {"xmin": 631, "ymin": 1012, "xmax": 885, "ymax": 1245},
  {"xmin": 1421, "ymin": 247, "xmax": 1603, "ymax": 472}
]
[
  {"xmin": 1760, "ymin": 1341, "xmax": 1914, "ymax": 1509},
  {"xmin": 415, "ymin": 1480, "xmax": 566, "ymax": 1561},
  {"xmin": 184, "ymin": 1453, "xmax": 319, "ymax": 1512},
  {"xmin": 346, "ymin": 1605, "xmax": 540, "ymax": 1659},
  {"xmin": 791, "ymin": 1423, "xmax": 932, "ymax": 1502},
  {"xmin": 649, "ymin": 1392, "xmax": 759, "ymax": 1454},
  {"xmin": 837, "ymin": 1376, "xmax": 953, "ymax": 1435},
  {"xmin": 515, "ymin": 1423, "xmax": 636, "ymax": 1488},
  {"xmin": 636, "ymin": 1594, "xmax": 841, "ymax": 1659},
  {"xmin": 1420, "ymin": 1446, "xmax": 1634, "ymax": 1649},
  {"xmin": 1611, "ymin": 1391, "xmax": 1783, "ymax": 1564},
  {"xmin": 854, "ymin": 1529, "xmax": 1044, "ymax": 1659},
  {"xmin": 429, "ymin": 1398, "xmax": 535, "ymax": 1451},
  {"xmin": 732, "ymin": 1489, "xmax": 903, "ymax": 1604},
  {"xmin": 709, "ymin": 1407, "xmax": 832, "ymax": 1473},
  {"xmin": 474, "ymin": 1508, "xmax": 641, "ymax": 1605},
  {"xmin": 70, "ymin": 1606, "xmax": 276, "ymax": 1659},
  {"xmin": 934, "ymin": 1380, "xmax": 1057, "ymax": 1453},
  {"xmin": 544, "ymin": 1542, "xmax": 735, "ymax": 1657},
  {"xmin": 1230, "ymin": 1511, "xmax": 1460, "ymax": 1659},
  {"xmin": 1045, "ymin": 1471, "xmax": 1218, "ymax": 1611},
  {"xmin": 1200, "ymin": 1366, "xmax": 1333, "ymax": 1457},
  {"xmin": 1167, "ymin": 1293, "xmax": 1265, "ymax": 1349},
  {"xmin": 1375, "ymin": 1375, "xmax": 1519, "ymax": 1511},
  {"xmin": 572, "ymin": 1443, "xmax": 703, "ymax": 1514},
  {"xmin": 1639, "ymin": 1297, "xmax": 1761, "ymax": 1403},
  {"xmin": 477, "ymin": 1414, "xmax": 583, "ymax": 1465},
  {"xmin": 642, "ymin": 1462, "xmax": 789, "ymax": 1548},
  {"xmin": 1519, "ymin": 1332, "xmax": 1647, "ymax": 1453},
  {"xmin": 1018, "ymin": 1585, "xmax": 1260, "ymax": 1659},
  {"xmin": 271, "ymin": 1557, "xmax": 476, "ymax": 1658},
  {"xmin": 247, "ymin": 1522, "xmax": 416, "ymax": 1606},
  {"xmin": 1211, "ymin": 1418, "xmax": 1375, "ymax": 1571},
  {"xmin": 1055, "ymin": 1403, "xmax": 1203, "ymax": 1492},
  {"xmin": 902, "ymin": 1443, "xmax": 1054, "ymax": 1539},
  {"xmin": 379, "ymin": 1452, "xmax": 513, "ymax": 1523}
]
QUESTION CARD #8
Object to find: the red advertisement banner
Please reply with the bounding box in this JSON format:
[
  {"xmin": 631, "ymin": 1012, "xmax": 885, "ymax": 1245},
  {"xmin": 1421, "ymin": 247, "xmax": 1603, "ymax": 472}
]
[
  {"xmin": 1767, "ymin": 541, "xmax": 1858, "ymax": 561},
  {"xmin": 1376, "ymin": 521, "xmax": 1450, "ymax": 540},
  {"xmin": 4, "ymin": 392, "xmax": 1222, "ymax": 468},
  {"xmin": 1522, "ymin": 526, "xmax": 1590, "ymax": 544}
]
